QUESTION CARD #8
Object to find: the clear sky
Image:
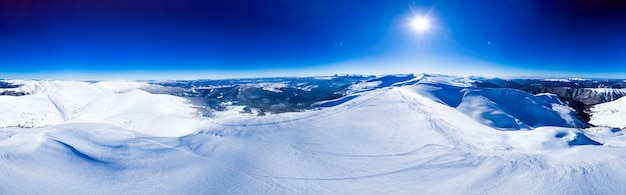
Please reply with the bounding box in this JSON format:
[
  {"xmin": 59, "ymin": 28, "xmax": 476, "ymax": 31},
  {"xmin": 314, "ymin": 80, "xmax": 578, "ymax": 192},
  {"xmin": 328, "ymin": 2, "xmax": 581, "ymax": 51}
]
[{"xmin": 1, "ymin": 0, "xmax": 625, "ymax": 79}]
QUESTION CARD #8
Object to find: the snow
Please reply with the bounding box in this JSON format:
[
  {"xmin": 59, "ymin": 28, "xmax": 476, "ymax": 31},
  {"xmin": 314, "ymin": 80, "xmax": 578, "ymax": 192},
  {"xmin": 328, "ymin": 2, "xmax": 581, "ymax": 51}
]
[
  {"xmin": 408, "ymin": 83, "xmax": 582, "ymax": 130},
  {"xmin": 542, "ymin": 78, "xmax": 590, "ymax": 82},
  {"xmin": 0, "ymin": 80, "xmax": 203, "ymax": 137},
  {"xmin": 590, "ymin": 96, "xmax": 626, "ymax": 128},
  {"xmin": 1, "ymin": 76, "xmax": 626, "ymax": 194},
  {"xmin": 295, "ymin": 84, "xmax": 318, "ymax": 91},
  {"xmin": 589, "ymin": 87, "xmax": 626, "ymax": 102},
  {"xmin": 544, "ymin": 78, "xmax": 571, "ymax": 82},
  {"xmin": 346, "ymin": 80, "xmax": 382, "ymax": 92},
  {"xmin": 407, "ymin": 73, "xmax": 475, "ymax": 87},
  {"xmin": 256, "ymin": 82, "xmax": 289, "ymax": 93}
]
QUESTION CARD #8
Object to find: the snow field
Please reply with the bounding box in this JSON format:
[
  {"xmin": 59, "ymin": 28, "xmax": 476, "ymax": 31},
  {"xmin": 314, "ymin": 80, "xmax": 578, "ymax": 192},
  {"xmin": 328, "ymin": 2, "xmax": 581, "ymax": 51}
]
[
  {"xmin": 0, "ymin": 76, "xmax": 626, "ymax": 193},
  {"xmin": 590, "ymin": 96, "xmax": 626, "ymax": 129}
]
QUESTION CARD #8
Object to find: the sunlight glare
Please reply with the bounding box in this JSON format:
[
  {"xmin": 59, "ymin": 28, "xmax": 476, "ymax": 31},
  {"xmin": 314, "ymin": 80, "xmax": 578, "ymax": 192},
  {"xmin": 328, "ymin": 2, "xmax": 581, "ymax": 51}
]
[{"xmin": 410, "ymin": 16, "xmax": 430, "ymax": 32}]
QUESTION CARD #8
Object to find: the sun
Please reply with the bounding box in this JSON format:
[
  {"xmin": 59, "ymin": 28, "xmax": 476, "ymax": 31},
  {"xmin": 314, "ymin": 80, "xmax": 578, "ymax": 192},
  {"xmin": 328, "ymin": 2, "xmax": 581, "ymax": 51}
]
[{"xmin": 410, "ymin": 16, "xmax": 430, "ymax": 32}]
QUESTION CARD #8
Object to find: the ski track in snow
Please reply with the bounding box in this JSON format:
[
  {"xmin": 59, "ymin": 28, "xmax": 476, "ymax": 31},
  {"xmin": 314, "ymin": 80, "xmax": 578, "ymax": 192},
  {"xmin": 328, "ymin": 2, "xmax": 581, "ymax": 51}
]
[{"xmin": 1, "ymin": 77, "xmax": 626, "ymax": 194}]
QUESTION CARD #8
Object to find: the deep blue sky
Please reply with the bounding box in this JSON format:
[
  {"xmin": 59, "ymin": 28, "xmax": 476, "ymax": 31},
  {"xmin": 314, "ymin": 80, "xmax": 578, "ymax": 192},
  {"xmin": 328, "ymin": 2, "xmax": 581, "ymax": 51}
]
[{"xmin": 1, "ymin": 0, "xmax": 625, "ymax": 79}]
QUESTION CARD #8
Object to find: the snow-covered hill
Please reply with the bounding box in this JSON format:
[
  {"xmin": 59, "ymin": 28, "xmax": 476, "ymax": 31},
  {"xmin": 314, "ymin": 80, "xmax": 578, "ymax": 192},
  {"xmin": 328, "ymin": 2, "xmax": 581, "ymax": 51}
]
[
  {"xmin": 590, "ymin": 96, "xmax": 626, "ymax": 129},
  {"xmin": 475, "ymin": 77, "xmax": 626, "ymax": 106},
  {"xmin": 0, "ymin": 80, "xmax": 203, "ymax": 137},
  {"xmin": 1, "ymin": 75, "xmax": 626, "ymax": 194},
  {"xmin": 342, "ymin": 74, "xmax": 585, "ymax": 130}
]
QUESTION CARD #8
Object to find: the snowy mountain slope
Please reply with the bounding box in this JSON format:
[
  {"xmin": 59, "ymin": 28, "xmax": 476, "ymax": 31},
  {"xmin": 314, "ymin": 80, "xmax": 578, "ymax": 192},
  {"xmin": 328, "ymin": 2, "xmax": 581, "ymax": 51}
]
[
  {"xmin": 590, "ymin": 96, "xmax": 626, "ymax": 129},
  {"xmin": 0, "ymin": 80, "xmax": 203, "ymax": 137},
  {"xmin": 340, "ymin": 74, "xmax": 584, "ymax": 130},
  {"xmin": 417, "ymin": 84, "xmax": 583, "ymax": 129},
  {"xmin": 473, "ymin": 77, "xmax": 626, "ymax": 123},
  {"xmin": 529, "ymin": 87, "xmax": 626, "ymax": 106}
]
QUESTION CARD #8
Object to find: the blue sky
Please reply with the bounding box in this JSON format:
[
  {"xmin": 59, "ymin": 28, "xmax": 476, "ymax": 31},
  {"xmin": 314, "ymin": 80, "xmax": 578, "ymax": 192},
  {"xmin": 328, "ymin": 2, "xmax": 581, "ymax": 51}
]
[{"xmin": 1, "ymin": 0, "xmax": 625, "ymax": 79}]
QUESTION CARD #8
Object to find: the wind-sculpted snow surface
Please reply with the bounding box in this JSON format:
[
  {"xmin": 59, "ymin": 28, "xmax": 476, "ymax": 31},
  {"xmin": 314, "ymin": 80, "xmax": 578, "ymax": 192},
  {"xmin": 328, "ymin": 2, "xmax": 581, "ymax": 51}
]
[{"xmin": 1, "ymin": 75, "xmax": 626, "ymax": 194}]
